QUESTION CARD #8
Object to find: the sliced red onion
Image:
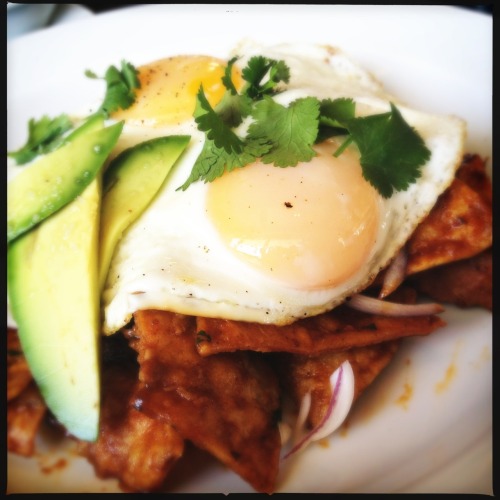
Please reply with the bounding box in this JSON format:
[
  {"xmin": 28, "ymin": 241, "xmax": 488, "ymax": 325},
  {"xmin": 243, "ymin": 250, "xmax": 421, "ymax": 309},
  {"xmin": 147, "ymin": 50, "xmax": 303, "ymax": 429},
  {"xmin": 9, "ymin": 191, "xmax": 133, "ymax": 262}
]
[
  {"xmin": 347, "ymin": 293, "xmax": 444, "ymax": 316},
  {"xmin": 283, "ymin": 360, "xmax": 355, "ymax": 460},
  {"xmin": 289, "ymin": 391, "xmax": 311, "ymax": 445},
  {"xmin": 379, "ymin": 248, "xmax": 408, "ymax": 299}
]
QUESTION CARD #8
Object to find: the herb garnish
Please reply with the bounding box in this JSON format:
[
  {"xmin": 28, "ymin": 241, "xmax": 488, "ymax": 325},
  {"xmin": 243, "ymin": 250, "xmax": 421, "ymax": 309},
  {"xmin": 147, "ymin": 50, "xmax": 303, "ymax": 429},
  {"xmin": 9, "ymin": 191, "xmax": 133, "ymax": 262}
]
[
  {"xmin": 9, "ymin": 61, "xmax": 140, "ymax": 167},
  {"xmin": 178, "ymin": 56, "xmax": 431, "ymax": 197},
  {"xmin": 8, "ymin": 115, "xmax": 73, "ymax": 165},
  {"xmin": 85, "ymin": 60, "xmax": 141, "ymax": 116}
]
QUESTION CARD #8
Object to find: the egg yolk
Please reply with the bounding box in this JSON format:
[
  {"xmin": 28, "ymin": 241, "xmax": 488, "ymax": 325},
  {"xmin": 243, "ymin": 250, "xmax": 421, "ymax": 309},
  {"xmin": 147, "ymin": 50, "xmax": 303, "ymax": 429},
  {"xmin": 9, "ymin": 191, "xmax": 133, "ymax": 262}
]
[
  {"xmin": 112, "ymin": 55, "xmax": 242, "ymax": 126},
  {"xmin": 207, "ymin": 140, "xmax": 381, "ymax": 290}
]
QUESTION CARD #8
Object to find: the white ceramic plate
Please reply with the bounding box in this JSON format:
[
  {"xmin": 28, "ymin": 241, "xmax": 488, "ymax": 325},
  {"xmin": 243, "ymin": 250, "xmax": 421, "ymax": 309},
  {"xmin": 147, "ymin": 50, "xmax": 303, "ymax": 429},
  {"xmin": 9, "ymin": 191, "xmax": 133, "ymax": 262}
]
[{"xmin": 6, "ymin": 4, "xmax": 492, "ymax": 494}]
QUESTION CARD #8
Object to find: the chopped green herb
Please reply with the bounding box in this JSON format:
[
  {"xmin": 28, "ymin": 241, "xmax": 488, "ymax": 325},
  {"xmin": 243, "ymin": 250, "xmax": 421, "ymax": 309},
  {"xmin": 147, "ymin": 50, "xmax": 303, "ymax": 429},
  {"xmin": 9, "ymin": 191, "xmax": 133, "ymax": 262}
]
[
  {"xmin": 343, "ymin": 103, "xmax": 431, "ymax": 197},
  {"xmin": 178, "ymin": 56, "xmax": 432, "ymax": 198},
  {"xmin": 247, "ymin": 96, "xmax": 319, "ymax": 167},
  {"xmin": 241, "ymin": 55, "xmax": 290, "ymax": 99},
  {"xmin": 177, "ymin": 135, "xmax": 268, "ymax": 191},
  {"xmin": 8, "ymin": 114, "xmax": 73, "ymax": 165},
  {"xmin": 86, "ymin": 60, "xmax": 140, "ymax": 116},
  {"xmin": 214, "ymin": 90, "xmax": 253, "ymax": 129},
  {"xmin": 9, "ymin": 60, "xmax": 139, "ymax": 166},
  {"xmin": 317, "ymin": 97, "xmax": 354, "ymax": 142},
  {"xmin": 221, "ymin": 56, "xmax": 240, "ymax": 95},
  {"xmin": 194, "ymin": 87, "xmax": 244, "ymax": 154}
]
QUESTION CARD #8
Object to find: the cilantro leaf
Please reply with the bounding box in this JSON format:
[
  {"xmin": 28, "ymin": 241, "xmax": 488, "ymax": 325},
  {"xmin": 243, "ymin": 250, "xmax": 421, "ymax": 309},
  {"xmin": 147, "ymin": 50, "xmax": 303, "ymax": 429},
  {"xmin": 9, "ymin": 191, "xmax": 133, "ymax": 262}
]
[
  {"xmin": 176, "ymin": 137, "xmax": 269, "ymax": 191},
  {"xmin": 247, "ymin": 96, "xmax": 319, "ymax": 167},
  {"xmin": 179, "ymin": 55, "xmax": 431, "ymax": 199},
  {"xmin": 86, "ymin": 60, "xmax": 140, "ymax": 116},
  {"xmin": 8, "ymin": 114, "xmax": 73, "ymax": 165},
  {"xmin": 241, "ymin": 56, "xmax": 290, "ymax": 99},
  {"xmin": 316, "ymin": 97, "xmax": 353, "ymax": 142},
  {"xmin": 211, "ymin": 57, "xmax": 254, "ymax": 128},
  {"xmin": 221, "ymin": 56, "xmax": 239, "ymax": 94},
  {"xmin": 346, "ymin": 103, "xmax": 431, "ymax": 197},
  {"xmin": 214, "ymin": 90, "xmax": 253, "ymax": 128},
  {"xmin": 319, "ymin": 97, "xmax": 355, "ymax": 128},
  {"xmin": 194, "ymin": 87, "xmax": 245, "ymax": 154},
  {"xmin": 84, "ymin": 69, "xmax": 98, "ymax": 79}
]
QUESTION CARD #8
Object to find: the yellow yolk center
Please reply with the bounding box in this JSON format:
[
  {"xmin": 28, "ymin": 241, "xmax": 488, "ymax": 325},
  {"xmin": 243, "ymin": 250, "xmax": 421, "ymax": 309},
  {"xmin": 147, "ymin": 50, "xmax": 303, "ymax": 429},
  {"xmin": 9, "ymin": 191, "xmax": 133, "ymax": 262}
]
[
  {"xmin": 207, "ymin": 140, "xmax": 381, "ymax": 289},
  {"xmin": 112, "ymin": 55, "xmax": 242, "ymax": 126}
]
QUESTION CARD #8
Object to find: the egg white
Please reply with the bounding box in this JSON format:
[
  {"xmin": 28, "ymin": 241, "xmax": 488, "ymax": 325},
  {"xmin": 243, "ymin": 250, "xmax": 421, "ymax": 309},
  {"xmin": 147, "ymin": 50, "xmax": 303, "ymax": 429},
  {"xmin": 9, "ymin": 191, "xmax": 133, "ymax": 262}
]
[{"xmin": 101, "ymin": 42, "xmax": 466, "ymax": 334}]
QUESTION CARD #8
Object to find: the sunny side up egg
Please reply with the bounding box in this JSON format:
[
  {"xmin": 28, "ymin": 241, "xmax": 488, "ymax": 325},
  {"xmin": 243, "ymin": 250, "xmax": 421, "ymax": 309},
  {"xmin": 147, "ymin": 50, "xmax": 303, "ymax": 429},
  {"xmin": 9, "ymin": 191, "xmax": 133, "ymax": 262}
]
[{"xmin": 101, "ymin": 42, "xmax": 466, "ymax": 335}]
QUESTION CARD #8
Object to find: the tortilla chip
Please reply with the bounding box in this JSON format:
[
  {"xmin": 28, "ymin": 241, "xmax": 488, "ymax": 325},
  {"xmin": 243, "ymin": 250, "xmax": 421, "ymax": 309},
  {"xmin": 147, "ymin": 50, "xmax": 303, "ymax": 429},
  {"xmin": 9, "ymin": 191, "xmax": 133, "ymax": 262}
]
[
  {"xmin": 195, "ymin": 293, "xmax": 444, "ymax": 356},
  {"xmin": 455, "ymin": 154, "xmax": 492, "ymax": 207},
  {"xmin": 274, "ymin": 341, "xmax": 400, "ymax": 429},
  {"xmin": 406, "ymin": 156, "xmax": 492, "ymax": 275},
  {"xmin": 7, "ymin": 328, "xmax": 33, "ymax": 402},
  {"xmin": 79, "ymin": 363, "xmax": 184, "ymax": 493},
  {"xmin": 130, "ymin": 310, "xmax": 282, "ymax": 494},
  {"xmin": 7, "ymin": 383, "xmax": 47, "ymax": 457},
  {"xmin": 410, "ymin": 248, "xmax": 492, "ymax": 311}
]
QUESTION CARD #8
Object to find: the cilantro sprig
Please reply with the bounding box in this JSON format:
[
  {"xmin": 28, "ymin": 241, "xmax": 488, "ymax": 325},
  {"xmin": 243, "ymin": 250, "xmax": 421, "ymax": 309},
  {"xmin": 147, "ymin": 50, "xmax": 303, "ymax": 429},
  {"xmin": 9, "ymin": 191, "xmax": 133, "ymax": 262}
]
[
  {"xmin": 85, "ymin": 60, "xmax": 140, "ymax": 116},
  {"xmin": 8, "ymin": 115, "xmax": 73, "ymax": 165},
  {"xmin": 343, "ymin": 103, "xmax": 430, "ymax": 197},
  {"xmin": 178, "ymin": 56, "xmax": 431, "ymax": 198},
  {"xmin": 247, "ymin": 96, "xmax": 320, "ymax": 167},
  {"xmin": 9, "ymin": 61, "xmax": 140, "ymax": 167}
]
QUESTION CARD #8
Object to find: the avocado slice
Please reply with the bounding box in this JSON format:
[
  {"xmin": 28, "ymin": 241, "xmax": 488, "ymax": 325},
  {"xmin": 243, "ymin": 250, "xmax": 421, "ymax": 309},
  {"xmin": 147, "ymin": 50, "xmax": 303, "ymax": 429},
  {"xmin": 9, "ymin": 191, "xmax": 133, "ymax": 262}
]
[
  {"xmin": 7, "ymin": 117, "xmax": 123, "ymax": 243},
  {"xmin": 65, "ymin": 112, "xmax": 105, "ymax": 139},
  {"xmin": 8, "ymin": 178, "xmax": 102, "ymax": 442},
  {"xmin": 98, "ymin": 135, "xmax": 190, "ymax": 289}
]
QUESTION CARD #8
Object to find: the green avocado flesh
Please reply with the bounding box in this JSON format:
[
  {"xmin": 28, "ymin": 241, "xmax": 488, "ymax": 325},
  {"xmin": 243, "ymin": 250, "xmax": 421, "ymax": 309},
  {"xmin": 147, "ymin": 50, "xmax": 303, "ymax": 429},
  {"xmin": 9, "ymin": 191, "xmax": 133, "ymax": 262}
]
[
  {"xmin": 7, "ymin": 117, "xmax": 123, "ymax": 243},
  {"xmin": 8, "ymin": 179, "xmax": 102, "ymax": 442},
  {"xmin": 7, "ymin": 128, "xmax": 191, "ymax": 440},
  {"xmin": 98, "ymin": 134, "xmax": 190, "ymax": 289},
  {"xmin": 7, "ymin": 116, "xmax": 190, "ymax": 440}
]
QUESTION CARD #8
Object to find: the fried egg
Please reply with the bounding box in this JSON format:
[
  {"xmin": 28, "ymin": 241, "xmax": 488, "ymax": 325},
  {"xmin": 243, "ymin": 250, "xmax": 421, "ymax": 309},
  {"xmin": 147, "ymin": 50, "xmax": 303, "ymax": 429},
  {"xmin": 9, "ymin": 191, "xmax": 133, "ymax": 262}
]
[{"xmin": 101, "ymin": 42, "xmax": 466, "ymax": 335}]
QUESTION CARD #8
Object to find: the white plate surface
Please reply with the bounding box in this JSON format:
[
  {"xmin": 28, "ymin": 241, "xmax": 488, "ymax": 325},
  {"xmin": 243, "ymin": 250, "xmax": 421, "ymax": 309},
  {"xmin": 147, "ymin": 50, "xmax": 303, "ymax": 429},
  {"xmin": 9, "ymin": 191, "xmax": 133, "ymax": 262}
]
[{"xmin": 6, "ymin": 4, "xmax": 492, "ymax": 494}]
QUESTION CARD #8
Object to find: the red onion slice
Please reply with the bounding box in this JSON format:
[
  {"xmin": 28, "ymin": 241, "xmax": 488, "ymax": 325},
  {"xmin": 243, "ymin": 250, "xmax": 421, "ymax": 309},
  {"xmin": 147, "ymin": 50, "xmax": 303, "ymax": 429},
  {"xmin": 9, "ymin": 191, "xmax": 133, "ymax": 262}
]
[
  {"xmin": 347, "ymin": 293, "xmax": 444, "ymax": 316},
  {"xmin": 283, "ymin": 360, "xmax": 355, "ymax": 459},
  {"xmin": 379, "ymin": 248, "xmax": 407, "ymax": 299},
  {"xmin": 291, "ymin": 391, "xmax": 311, "ymax": 445}
]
